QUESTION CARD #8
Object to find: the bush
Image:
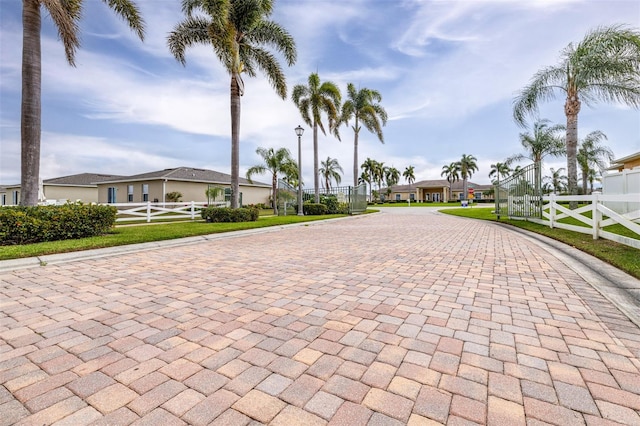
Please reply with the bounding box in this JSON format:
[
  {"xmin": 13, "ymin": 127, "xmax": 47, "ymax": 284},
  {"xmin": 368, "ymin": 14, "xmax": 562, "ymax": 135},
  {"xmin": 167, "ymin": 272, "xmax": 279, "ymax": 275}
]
[
  {"xmin": 165, "ymin": 191, "xmax": 182, "ymax": 202},
  {"xmin": 201, "ymin": 206, "xmax": 259, "ymax": 223},
  {"xmin": 0, "ymin": 203, "xmax": 117, "ymax": 245},
  {"xmin": 303, "ymin": 203, "xmax": 327, "ymax": 215},
  {"xmin": 318, "ymin": 195, "xmax": 350, "ymax": 214}
]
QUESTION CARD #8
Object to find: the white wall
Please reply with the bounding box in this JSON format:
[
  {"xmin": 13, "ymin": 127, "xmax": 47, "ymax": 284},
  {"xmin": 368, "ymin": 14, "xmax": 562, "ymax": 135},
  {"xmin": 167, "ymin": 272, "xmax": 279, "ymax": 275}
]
[{"xmin": 602, "ymin": 167, "xmax": 640, "ymax": 213}]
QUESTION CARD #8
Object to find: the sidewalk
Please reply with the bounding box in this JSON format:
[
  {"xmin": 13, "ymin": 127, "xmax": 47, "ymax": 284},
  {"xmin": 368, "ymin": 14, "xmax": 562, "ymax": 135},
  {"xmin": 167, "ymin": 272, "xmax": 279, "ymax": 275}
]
[{"xmin": 1, "ymin": 208, "xmax": 639, "ymax": 425}]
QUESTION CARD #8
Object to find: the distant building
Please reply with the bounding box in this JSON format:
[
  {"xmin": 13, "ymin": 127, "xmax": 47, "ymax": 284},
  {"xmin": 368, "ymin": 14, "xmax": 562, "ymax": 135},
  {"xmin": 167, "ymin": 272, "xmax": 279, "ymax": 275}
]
[
  {"xmin": 95, "ymin": 167, "xmax": 271, "ymax": 205},
  {"xmin": 608, "ymin": 151, "xmax": 640, "ymax": 172},
  {"xmin": 0, "ymin": 173, "xmax": 124, "ymax": 206},
  {"xmin": 0, "ymin": 167, "xmax": 271, "ymax": 206},
  {"xmin": 384, "ymin": 180, "xmax": 493, "ymax": 203}
]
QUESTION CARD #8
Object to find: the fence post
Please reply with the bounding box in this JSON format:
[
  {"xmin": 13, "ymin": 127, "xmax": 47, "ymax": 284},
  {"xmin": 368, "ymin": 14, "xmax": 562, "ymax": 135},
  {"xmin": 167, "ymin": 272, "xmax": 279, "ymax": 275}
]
[
  {"xmin": 549, "ymin": 193, "xmax": 555, "ymax": 229},
  {"xmin": 147, "ymin": 201, "xmax": 151, "ymax": 223},
  {"xmin": 191, "ymin": 201, "xmax": 195, "ymax": 220},
  {"xmin": 592, "ymin": 193, "xmax": 600, "ymax": 240}
]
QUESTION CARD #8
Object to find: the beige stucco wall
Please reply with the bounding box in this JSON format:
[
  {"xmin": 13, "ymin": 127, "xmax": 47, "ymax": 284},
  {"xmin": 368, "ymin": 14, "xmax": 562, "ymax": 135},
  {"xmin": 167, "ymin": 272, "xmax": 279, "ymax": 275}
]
[
  {"xmin": 98, "ymin": 180, "xmax": 270, "ymax": 205},
  {"xmin": 390, "ymin": 187, "xmax": 448, "ymax": 202},
  {"xmin": 44, "ymin": 186, "xmax": 99, "ymax": 203},
  {"xmin": 164, "ymin": 181, "xmax": 270, "ymax": 205}
]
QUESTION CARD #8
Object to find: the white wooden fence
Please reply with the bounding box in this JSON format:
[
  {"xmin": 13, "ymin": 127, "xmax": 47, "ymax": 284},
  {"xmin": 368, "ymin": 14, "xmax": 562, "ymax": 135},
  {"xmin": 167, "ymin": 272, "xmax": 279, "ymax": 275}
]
[
  {"xmin": 107, "ymin": 202, "xmax": 227, "ymax": 223},
  {"xmin": 527, "ymin": 193, "xmax": 640, "ymax": 249}
]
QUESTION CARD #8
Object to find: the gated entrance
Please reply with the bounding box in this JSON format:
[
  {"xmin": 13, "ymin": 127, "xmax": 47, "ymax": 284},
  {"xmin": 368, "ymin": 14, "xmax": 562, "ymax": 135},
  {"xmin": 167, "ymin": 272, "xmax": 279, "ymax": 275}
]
[
  {"xmin": 276, "ymin": 180, "xmax": 367, "ymax": 215},
  {"xmin": 494, "ymin": 162, "xmax": 542, "ymax": 219}
]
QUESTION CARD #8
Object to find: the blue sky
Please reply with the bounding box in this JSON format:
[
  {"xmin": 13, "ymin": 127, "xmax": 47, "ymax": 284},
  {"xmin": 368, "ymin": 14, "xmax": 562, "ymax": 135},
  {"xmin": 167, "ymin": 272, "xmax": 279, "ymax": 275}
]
[{"xmin": 1, "ymin": 0, "xmax": 639, "ymax": 187}]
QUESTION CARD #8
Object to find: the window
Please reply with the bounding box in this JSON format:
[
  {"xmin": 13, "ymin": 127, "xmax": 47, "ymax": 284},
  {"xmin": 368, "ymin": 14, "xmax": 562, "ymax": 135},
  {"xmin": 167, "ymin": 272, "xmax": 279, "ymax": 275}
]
[
  {"xmin": 142, "ymin": 184, "xmax": 149, "ymax": 202},
  {"xmin": 459, "ymin": 192, "xmax": 465, "ymax": 200},
  {"xmin": 410, "ymin": 193, "xmax": 415, "ymax": 201},
  {"xmin": 433, "ymin": 193, "xmax": 440, "ymax": 202},
  {"xmin": 1, "ymin": 194, "xmax": 6, "ymax": 205},
  {"xmin": 127, "ymin": 185, "xmax": 133, "ymax": 202},
  {"xmin": 107, "ymin": 187, "xmax": 117, "ymax": 203},
  {"xmin": 395, "ymin": 194, "xmax": 401, "ymax": 201},
  {"xmin": 425, "ymin": 193, "xmax": 430, "ymax": 201},
  {"xmin": 474, "ymin": 192, "xmax": 481, "ymax": 200},
  {"xmin": 12, "ymin": 190, "xmax": 19, "ymax": 205}
]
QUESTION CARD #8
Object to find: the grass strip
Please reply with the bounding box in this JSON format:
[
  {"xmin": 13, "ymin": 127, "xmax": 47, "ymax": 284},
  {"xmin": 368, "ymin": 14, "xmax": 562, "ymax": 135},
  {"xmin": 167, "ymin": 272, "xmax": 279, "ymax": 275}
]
[
  {"xmin": 0, "ymin": 215, "xmax": 345, "ymax": 261},
  {"xmin": 440, "ymin": 207, "xmax": 640, "ymax": 280}
]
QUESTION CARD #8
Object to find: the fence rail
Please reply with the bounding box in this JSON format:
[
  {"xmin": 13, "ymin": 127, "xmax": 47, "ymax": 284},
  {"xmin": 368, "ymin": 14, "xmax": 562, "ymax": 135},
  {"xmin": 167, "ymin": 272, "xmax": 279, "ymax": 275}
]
[
  {"xmin": 525, "ymin": 193, "xmax": 640, "ymax": 249},
  {"xmin": 107, "ymin": 202, "xmax": 226, "ymax": 223}
]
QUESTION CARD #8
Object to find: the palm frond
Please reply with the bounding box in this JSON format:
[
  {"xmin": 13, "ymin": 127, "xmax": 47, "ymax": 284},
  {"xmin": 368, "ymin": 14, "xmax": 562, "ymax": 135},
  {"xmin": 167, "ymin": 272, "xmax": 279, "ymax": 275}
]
[
  {"xmin": 513, "ymin": 65, "xmax": 567, "ymax": 127},
  {"xmin": 245, "ymin": 46, "xmax": 287, "ymax": 98},
  {"xmin": 167, "ymin": 16, "xmax": 212, "ymax": 65},
  {"xmin": 248, "ymin": 20, "xmax": 296, "ymax": 66},
  {"xmin": 43, "ymin": 0, "xmax": 81, "ymax": 65},
  {"xmin": 102, "ymin": 0, "xmax": 145, "ymax": 40}
]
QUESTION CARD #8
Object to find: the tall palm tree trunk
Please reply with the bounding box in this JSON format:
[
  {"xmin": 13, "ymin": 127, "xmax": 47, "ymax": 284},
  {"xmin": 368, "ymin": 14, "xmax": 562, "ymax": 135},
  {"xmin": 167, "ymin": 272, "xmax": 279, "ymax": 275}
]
[
  {"xmin": 21, "ymin": 0, "xmax": 42, "ymax": 206},
  {"xmin": 271, "ymin": 172, "xmax": 278, "ymax": 216},
  {"xmin": 353, "ymin": 132, "xmax": 359, "ymax": 188},
  {"xmin": 581, "ymin": 169, "xmax": 588, "ymax": 195},
  {"xmin": 230, "ymin": 73, "xmax": 241, "ymax": 209},
  {"xmin": 313, "ymin": 123, "xmax": 319, "ymax": 203},
  {"xmin": 353, "ymin": 117, "xmax": 360, "ymax": 188},
  {"xmin": 462, "ymin": 178, "xmax": 468, "ymax": 203},
  {"xmin": 565, "ymin": 95, "xmax": 580, "ymax": 208}
]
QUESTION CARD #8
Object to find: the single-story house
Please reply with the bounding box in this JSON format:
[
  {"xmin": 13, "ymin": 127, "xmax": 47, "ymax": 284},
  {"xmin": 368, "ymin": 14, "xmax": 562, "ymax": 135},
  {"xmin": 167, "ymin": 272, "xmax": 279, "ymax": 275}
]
[
  {"xmin": 95, "ymin": 167, "xmax": 271, "ymax": 205},
  {"xmin": 384, "ymin": 180, "xmax": 494, "ymax": 203},
  {"xmin": 1, "ymin": 173, "xmax": 124, "ymax": 206},
  {"xmin": 608, "ymin": 151, "xmax": 640, "ymax": 172}
]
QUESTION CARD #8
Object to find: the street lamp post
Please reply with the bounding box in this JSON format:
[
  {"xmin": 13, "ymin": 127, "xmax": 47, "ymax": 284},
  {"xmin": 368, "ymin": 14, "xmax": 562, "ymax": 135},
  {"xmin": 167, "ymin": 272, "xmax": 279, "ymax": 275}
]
[{"xmin": 295, "ymin": 125, "xmax": 304, "ymax": 216}]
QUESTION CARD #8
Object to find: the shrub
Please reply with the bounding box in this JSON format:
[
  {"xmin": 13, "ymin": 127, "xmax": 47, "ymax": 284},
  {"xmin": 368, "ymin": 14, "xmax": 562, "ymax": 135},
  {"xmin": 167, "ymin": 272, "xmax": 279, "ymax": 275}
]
[
  {"xmin": 303, "ymin": 203, "xmax": 327, "ymax": 215},
  {"xmin": 201, "ymin": 206, "xmax": 259, "ymax": 223},
  {"xmin": 165, "ymin": 191, "xmax": 182, "ymax": 202},
  {"xmin": 0, "ymin": 203, "xmax": 117, "ymax": 245}
]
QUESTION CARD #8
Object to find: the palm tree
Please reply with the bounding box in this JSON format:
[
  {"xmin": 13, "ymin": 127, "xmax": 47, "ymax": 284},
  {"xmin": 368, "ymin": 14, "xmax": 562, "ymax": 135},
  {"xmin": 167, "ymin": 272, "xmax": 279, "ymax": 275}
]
[
  {"xmin": 384, "ymin": 166, "xmax": 400, "ymax": 200},
  {"xmin": 441, "ymin": 162, "xmax": 460, "ymax": 202},
  {"xmin": 20, "ymin": 0, "xmax": 144, "ymax": 205},
  {"xmin": 577, "ymin": 131, "xmax": 613, "ymax": 194},
  {"xmin": 361, "ymin": 157, "xmax": 378, "ymax": 201},
  {"xmin": 403, "ymin": 165, "xmax": 416, "ymax": 185},
  {"xmin": 292, "ymin": 73, "xmax": 341, "ymax": 203},
  {"xmin": 513, "ymin": 24, "xmax": 640, "ymax": 201},
  {"xmin": 340, "ymin": 83, "xmax": 388, "ymax": 187},
  {"xmin": 246, "ymin": 147, "xmax": 296, "ymax": 215},
  {"xmin": 319, "ymin": 157, "xmax": 343, "ymax": 192},
  {"xmin": 168, "ymin": 0, "xmax": 296, "ymax": 209},
  {"xmin": 489, "ymin": 162, "xmax": 511, "ymax": 183},
  {"xmin": 544, "ymin": 167, "xmax": 568, "ymax": 194},
  {"xmin": 586, "ymin": 168, "xmax": 601, "ymax": 194},
  {"xmin": 457, "ymin": 154, "xmax": 478, "ymax": 202},
  {"xmin": 507, "ymin": 119, "xmax": 566, "ymax": 166}
]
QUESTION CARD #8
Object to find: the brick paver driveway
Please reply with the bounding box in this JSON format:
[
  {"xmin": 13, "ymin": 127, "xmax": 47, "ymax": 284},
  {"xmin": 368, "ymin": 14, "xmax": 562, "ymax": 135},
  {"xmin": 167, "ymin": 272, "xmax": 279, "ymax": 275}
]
[{"xmin": 1, "ymin": 208, "xmax": 639, "ymax": 425}]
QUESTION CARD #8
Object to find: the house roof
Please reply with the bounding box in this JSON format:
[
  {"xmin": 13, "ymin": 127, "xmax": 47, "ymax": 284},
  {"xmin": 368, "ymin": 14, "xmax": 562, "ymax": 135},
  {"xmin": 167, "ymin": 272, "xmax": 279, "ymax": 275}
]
[
  {"xmin": 608, "ymin": 151, "xmax": 640, "ymax": 170},
  {"xmin": 44, "ymin": 173, "xmax": 127, "ymax": 186},
  {"xmin": 388, "ymin": 180, "xmax": 490, "ymax": 192},
  {"xmin": 97, "ymin": 167, "xmax": 269, "ymax": 187},
  {"xmin": 611, "ymin": 151, "xmax": 640, "ymax": 164}
]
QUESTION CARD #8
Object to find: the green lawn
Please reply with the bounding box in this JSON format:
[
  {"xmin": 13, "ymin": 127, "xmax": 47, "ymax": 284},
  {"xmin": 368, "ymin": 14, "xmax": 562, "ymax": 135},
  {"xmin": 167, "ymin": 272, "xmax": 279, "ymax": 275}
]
[
  {"xmin": 0, "ymin": 214, "xmax": 345, "ymax": 261},
  {"xmin": 441, "ymin": 207, "xmax": 640, "ymax": 280}
]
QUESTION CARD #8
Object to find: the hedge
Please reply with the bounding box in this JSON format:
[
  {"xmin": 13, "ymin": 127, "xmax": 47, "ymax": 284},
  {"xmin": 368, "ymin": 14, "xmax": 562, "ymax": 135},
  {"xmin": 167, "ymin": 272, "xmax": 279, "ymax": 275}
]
[
  {"xmin": 302, "ymin": 203, "xmax": 327, "ymax": 215},
  {"xmin": 201, "ymin": 206, "xmax": 259, "ymax": 223},
  {"xmin": 0, "ymin": 203, "xmax": 117, "ymax": 245}
]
